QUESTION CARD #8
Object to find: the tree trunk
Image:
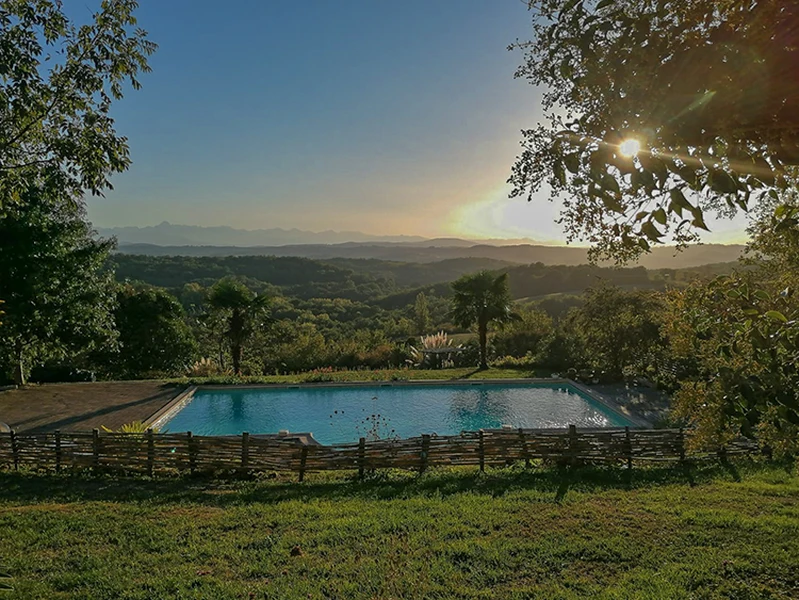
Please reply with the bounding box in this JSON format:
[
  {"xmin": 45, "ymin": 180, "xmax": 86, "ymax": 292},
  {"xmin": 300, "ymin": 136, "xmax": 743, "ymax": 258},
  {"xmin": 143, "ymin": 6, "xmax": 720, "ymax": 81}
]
[
  {"xmin": 230, "ymin": 309, "xmax": 244, "ymax": 375},
  {"xmin": 231, "ymin": 342, "xmax": 242, "ymax": 375},
  {"xmin": 13, "ymin": 342, "xmax": 25, "ymax": 386},
  {"xmin": 478, "ymin": 319, "xmax": 488, "ymax": 370}
]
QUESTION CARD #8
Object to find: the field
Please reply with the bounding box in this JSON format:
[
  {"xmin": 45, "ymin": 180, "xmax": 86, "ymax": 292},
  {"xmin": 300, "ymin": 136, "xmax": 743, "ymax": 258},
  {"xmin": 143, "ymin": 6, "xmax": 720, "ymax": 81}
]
[{"xmin": 1, "ymin": 461, "xmax": 797, "ymax": 599}]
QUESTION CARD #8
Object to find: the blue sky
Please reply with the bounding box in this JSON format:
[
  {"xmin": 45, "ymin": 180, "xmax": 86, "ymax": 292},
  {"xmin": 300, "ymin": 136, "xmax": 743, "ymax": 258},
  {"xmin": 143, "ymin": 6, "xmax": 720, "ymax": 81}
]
[{"xmin": 84, "ymin": 0, "xmax": 747, "ymax": 243}]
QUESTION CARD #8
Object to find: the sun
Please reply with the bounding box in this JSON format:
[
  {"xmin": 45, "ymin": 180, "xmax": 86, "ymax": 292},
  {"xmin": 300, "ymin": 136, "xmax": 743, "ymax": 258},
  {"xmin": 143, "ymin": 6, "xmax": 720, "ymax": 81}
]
[{"xmin": 618, "ymin": 138, "xmax": 641, "ymax": 157}]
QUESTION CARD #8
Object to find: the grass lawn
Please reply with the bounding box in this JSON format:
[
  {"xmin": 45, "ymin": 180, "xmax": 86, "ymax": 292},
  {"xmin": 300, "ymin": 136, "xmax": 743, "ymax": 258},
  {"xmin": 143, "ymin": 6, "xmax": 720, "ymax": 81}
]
[
  {"xmin": 175, "ymin": 367, "xmax": 549, "ymax": 386},
  {"xmin": 0, "ymin": 461, "xmax": 797, "ymax": 599}
]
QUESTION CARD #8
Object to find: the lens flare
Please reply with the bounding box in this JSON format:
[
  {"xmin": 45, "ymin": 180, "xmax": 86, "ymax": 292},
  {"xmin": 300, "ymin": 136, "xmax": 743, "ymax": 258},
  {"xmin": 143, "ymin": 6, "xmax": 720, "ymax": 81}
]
[{"xmin": 619, "ymin": 139, "xmax": 641, "ymax": 157}]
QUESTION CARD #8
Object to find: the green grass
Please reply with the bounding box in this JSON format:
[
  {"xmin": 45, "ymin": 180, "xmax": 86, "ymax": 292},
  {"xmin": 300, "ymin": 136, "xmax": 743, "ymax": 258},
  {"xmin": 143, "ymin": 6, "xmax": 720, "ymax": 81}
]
[
  {"xmin": 1, "ymin": 461, "xmax": 797, "ymax": 599},
  {"xmin": 172, "ymin": 367, "xmax": 550, "ymax": 386}
]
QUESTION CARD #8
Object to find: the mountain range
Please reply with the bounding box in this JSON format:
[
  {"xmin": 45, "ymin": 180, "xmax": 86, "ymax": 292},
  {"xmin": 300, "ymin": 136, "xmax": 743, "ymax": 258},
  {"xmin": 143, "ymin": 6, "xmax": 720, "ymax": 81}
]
[
  {"xmin": 115, "ymin": 241, "xmax": 745, "ymax": 270},
  {"xmin": 98, "ymin": 222, "xmax": 542, "ymax": 248}
]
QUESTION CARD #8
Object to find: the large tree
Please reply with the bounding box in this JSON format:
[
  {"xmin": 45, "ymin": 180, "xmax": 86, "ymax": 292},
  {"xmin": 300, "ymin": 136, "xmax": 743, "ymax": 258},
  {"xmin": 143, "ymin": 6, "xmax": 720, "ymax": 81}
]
[
  {"xmin": 510, "ymin": 0, "xmax": 799, "ymax": 261},
  {"xmin": 207, "ymin": 279, "xmax": 271, "ymax": 376},
  {"xmin": 450, "ymin": 271, "xmax": 515, "ymax": 370},
  {"xmin": 0, "ymin": 190, "xmax": 116, "ymax": 385},
  {"xmin": 105, "ymin": 286, "xmax": 198, "ymax": 379},
  {"xmin": 0, "ymin": 0, "xmax": 156, "ymax": 213},
  {"xmin": 569, "ymin": 284, "xmax": 666, "ymax": 378}
]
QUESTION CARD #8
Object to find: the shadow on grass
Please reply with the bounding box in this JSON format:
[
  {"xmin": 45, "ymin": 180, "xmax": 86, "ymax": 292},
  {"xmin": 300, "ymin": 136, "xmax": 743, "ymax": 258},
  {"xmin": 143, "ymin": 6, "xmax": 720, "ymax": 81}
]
[{"xmin": 0, "ymin": 458, "xmax": 772, "ymax": 509}]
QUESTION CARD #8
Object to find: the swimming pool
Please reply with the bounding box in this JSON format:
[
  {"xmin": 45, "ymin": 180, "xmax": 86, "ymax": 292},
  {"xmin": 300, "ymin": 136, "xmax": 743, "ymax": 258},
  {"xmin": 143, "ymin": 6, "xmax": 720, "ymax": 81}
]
[{"xmin": 160, "ymin": 381, "xmax": 633, "ymax": 445}]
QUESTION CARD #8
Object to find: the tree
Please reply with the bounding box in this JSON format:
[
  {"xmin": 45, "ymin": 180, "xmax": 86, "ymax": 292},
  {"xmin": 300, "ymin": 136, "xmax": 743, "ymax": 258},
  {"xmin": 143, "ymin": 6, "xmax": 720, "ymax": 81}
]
[
  {"xmin": 666, "ymin": 199, "xmax": 799, "ymax": 456},
  {"xmin": 207, "ymin": 279, "xmax": 271, "ymax": 375},
  {"xmin": 413, "ymin": 291, "xmax": 431, "ymax": 335},
  {"xmin": 450, "ymin": 271, "xmax": 514, "ymax": 370},
  {"xmin": 0, "ymin": 0, "xmax": 156, "ymax": 213},
  {"xmin": 568, "ymin": 285, "xmax": 665, "ymax": 378},
  {"xmin": 107, "ymin": 286, "xmax": 198, "ymax": 378},
  {"xmin": 509, "ymin": 0, "xmax": 799, "ymax": 261},
  {"xmin": 0, "ymin": 189, "xmax": 116, "ymax": 385},
  {"xmin": 493, "ymin": 307, "xmax": 554, "ymax": 359}
]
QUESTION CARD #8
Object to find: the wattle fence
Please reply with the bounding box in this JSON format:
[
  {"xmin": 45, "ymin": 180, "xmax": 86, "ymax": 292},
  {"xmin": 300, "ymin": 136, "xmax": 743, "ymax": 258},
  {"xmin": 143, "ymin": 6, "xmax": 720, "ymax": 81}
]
[{"xmin": 0, "ymin": 426, "xmax": 758, "ymax": 480}]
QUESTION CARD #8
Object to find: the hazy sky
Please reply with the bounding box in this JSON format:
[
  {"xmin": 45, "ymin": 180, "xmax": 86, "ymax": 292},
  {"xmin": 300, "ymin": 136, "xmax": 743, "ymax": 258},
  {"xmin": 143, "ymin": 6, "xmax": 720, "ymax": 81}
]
[{"xmin": 85, "ymin": 0, "xmax": 748, "ymax": 243}]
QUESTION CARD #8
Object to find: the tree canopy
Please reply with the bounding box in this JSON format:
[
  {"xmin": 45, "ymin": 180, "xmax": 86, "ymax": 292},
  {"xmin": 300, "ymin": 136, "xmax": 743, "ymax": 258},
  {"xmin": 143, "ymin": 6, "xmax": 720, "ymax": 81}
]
[
  {"xmin": 207, "ymin": 279, "xmax": 271, "ymax": 375},
  {"xmin": 510, "ymin": 0, "xmax": 799, "ymax": 260},
  {"xmin": 0, "ymin": 189, "xmax": 116, "ymax": 384},
  {"xmin": 0, "ymin": 0, "xmax": 156, "ymax": 213},
  {"xmin": 451, "ymin": 271, "xmax": 515, "ymax": 369}
]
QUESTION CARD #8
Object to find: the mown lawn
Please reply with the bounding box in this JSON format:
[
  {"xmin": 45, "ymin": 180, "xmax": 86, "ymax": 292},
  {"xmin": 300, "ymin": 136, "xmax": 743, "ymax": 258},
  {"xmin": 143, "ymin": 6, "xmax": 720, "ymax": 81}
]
[{"xmin": 0, "ymin": 461, "xmax": 797, "ymax": 599}]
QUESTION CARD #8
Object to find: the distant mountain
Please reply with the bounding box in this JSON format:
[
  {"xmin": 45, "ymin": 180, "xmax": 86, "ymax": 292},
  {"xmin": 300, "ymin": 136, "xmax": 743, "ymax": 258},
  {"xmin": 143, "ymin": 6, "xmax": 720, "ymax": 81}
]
[
  {"xmin": 115, "ymin": 241, "xmax": 745, "ymax": 270},
  {"xmin": 98, "ymin": 222, "xmax": 430, "ymax": 246}
]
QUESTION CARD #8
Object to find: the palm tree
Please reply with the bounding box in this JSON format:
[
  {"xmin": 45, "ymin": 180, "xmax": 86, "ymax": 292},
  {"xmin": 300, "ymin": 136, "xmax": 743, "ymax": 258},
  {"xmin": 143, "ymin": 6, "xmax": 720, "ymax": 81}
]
[
  {"xmin": 450, "ymin": 271, "xmax": 514, "ymax": 370},
  {"xmin": 207, "ymin": 279, "xmax": 271, "ymax": 375}
]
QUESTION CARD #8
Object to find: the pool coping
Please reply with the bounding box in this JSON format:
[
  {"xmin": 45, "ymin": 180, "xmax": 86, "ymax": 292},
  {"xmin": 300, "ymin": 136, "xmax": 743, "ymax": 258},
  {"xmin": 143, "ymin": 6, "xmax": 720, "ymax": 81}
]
[{"xmin": 146, "ymin": 378, "xmax": 651, "ymax": 432}]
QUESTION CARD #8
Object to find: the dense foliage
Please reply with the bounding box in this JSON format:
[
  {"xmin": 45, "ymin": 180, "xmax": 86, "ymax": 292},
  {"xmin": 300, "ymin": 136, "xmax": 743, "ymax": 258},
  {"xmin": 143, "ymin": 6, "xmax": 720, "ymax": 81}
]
[
  {"xmin": 0, "ymin": 191, "xmax": 116, "ymax": 385},
  {"xmin": 0, "ymin": 0, "xmax": 156, "ymax": 213},
  {"xmin": 510, "ymin": 0, "xmax": 799, "ymax": 260}
]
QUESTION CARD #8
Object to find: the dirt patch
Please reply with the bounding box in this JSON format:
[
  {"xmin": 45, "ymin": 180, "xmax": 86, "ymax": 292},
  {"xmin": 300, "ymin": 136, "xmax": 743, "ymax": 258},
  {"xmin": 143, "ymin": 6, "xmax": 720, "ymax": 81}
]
[{"xmin": 0, "ymin": 381, "xmax": 186, "ymax": 433}]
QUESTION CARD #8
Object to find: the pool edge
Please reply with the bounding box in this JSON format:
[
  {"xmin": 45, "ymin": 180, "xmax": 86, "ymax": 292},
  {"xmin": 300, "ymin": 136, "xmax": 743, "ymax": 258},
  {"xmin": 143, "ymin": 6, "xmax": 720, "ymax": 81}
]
[{"xmin": 185, "ymin": 378, "xmax": 652, "ymax": 430}]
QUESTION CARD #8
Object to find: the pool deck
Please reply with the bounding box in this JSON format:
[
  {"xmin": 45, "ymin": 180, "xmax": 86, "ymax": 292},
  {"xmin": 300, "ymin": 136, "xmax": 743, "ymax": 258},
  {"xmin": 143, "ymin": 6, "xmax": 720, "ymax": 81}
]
[
  {"xmin": 0, "ymin": 378, "xmax": 658, "ymax": 435},
  {"xmin": 0, "ymin": 381, "xmax": 186, "ymax": 433}
]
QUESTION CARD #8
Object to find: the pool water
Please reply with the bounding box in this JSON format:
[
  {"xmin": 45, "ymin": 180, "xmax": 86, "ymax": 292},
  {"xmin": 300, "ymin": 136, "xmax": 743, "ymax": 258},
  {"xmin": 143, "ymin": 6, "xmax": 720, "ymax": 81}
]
[{"xmin": 163, "ymin": 383, "xmax": 631, "ymax": 445}]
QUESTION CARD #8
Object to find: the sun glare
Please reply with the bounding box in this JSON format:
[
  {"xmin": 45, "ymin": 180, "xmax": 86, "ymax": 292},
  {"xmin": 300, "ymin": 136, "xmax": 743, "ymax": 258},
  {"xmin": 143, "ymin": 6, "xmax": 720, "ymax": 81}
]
[{"xmin": 619, "ymin": 139, "xmax": 641, "ymax": 157}]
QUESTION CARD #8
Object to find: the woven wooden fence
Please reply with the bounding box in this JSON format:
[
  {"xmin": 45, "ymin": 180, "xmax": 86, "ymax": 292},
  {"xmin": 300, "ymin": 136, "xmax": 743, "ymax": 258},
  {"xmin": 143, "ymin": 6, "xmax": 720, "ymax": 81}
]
[{"xmin": 0, "ymin": 426, "xmax": 757, "ymax": 480}]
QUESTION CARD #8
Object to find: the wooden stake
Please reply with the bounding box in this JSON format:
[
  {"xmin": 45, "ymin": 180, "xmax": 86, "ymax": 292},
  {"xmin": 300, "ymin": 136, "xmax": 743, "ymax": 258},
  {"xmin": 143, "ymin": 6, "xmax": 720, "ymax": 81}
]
[
  {"xmin": 625, "ymin": 426, "xmax": 632, "ymax": 471},
  {"xmin": 519, "ymin": 428, "xmax": 529, "ymax": 468},
  {"xmin": 241, "ymin": 432, "xmax": 250, "ymax": 474},
  {"xmin": 479, "ymin": 430, "xmax": 485, "ymax": 473},
  {"xmin": 420, "ymin": 434, "xmax": 430, "ymax": 474},
  {"xmin": 10, "ymin": 429, "xmax": 18, "ymax": 471},
  {"xmin": 568, "ymin": 424, "xmax": 578, "ymax": 467},
  {"xmin": 187, "ymin": 431, "xmax": 196, "ymax": 474},
  {"xmin": 92, "ymin": 428, "xmax": 100, "ymax": 472},
  {"xmin": 678, "ymin": 427, "xmax": 686, "ymax": 464},
  {"xmin": 146, "ymin": 428, "xmax": 154, "ymax": 477},
  {"xmin": 55, "ymin": 430, "xmax": 62, "ymax": 473},
  {"xmin": 298, "ymin": 446, "xmax": 308, "ymax": 482},
  {"xmin": 358, "ymin": 437, "xmax": 366, "ymax": 480}
]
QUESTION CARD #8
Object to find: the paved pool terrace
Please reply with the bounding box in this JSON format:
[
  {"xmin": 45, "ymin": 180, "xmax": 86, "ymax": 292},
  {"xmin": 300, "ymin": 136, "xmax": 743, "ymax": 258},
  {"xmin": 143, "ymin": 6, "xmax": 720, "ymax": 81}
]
[{"xmin": 0, "ymin": 379, "xmax": 653, "ymax": 437}]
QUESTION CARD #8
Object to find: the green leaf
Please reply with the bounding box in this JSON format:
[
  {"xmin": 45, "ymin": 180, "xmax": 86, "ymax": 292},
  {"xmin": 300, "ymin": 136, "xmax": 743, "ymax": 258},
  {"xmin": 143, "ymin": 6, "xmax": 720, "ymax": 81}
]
[
  {"xmin": 564, "ymin": 153, "xmax": 580, "ymax": 174},
  {"xmin": 641, "ymin": 220, "xmax": 663, "ymax": 241},
  {"xmin": 596, "ymin": 0, "xmax": 615, "ymax": 9},
  {"xmin": 652, "ymin": 208, "xmax": 667, "ymax": 225},
  {"xmin": 765, "ymin": 310, "xmax": 788, "ymax": 323},
  {"xmin": 669, "ymin": 187, "xmax": 692, "ymax": 217},
  {"xmin": 561, "ymin": 0, "xmax": 582, "ymax": 14}
]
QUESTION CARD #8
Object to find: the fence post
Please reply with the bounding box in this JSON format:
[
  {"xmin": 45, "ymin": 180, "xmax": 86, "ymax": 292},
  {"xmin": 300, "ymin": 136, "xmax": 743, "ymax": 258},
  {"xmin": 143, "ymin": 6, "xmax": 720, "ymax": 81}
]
[
  {"xmin": 55, "ymin": 430, "xmax": 62, "ymax": 473},
  {"xmin": 420, "ymin": 434, "xmax": 430, "ymax": 474},
  {"xmin": 92, "ymin": 428, "xmax": 100, "ymax": 472},
  {"xmin": 187, "ymin": 431, "xmax": 196, "ymax": 474},
  {"xmin": 358, "ymin": 437, "xmax": 366, "ymax": 481},
  {"xmin": 10, "ymin": 429, "xmax": 18, "ymax": 471},
  {"xmin": 678, "ymin": 427, "xmax": 686, "ymax": 464},
  {"xmin": 478, "ymin": 430, "xmax": 485, "ymax": 473},
  {"xmin": 241, "ymin": 432, "xmax": 250, "ymax": 474},
  {"xmin": 518, "ymin": 428, "xmax": 529, "ymax": 468},
  {"xmin": 298, "ymin": 446, "xmax": 308, "ymax": 482},
  {"xmin": 624, "ymin": 426, "xmax": 632, "ymax": 471},
  {"xmin": 568, "ymin": 424, "xmax": 578, "ymax": 467},
  {"xmin": 146, "ymin": 428, "xmax": 154, "ymax": 477}
]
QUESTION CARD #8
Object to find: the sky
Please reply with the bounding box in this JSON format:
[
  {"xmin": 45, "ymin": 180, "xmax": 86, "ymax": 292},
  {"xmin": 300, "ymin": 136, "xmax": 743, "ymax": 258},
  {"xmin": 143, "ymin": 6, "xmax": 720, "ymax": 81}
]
[{"xmin": 82, "ymin": 0, "xmax": 748, "ymax": 244}]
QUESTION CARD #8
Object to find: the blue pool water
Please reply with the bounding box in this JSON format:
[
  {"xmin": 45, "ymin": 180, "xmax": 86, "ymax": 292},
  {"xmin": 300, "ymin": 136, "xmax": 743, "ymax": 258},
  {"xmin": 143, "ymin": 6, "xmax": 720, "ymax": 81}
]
[{"xmin": 163, "ymin": 383, "xmax": 631, "ymax": 445}]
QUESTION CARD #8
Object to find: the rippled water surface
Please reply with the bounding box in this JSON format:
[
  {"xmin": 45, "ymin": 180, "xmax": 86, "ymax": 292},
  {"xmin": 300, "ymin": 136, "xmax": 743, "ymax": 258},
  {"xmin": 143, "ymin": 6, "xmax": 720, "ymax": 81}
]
[{"xmin": 164, "ymin": 383, "xmax": 631, "ymax": 444}]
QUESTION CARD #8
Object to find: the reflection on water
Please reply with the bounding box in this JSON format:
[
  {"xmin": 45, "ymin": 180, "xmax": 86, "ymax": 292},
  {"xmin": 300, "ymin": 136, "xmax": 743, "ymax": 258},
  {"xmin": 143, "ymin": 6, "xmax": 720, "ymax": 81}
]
[
  {"xmin": 164, "ymin": 383, "xmax": 631, "ymax": 445},
  {"xmin": 449, "ymin": 389, "xmax": 507, "ymax": 432}
]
